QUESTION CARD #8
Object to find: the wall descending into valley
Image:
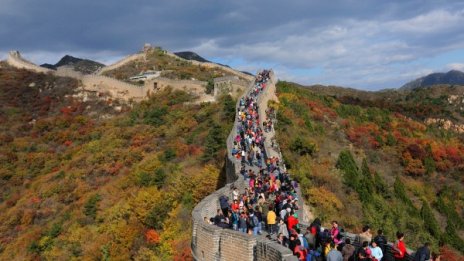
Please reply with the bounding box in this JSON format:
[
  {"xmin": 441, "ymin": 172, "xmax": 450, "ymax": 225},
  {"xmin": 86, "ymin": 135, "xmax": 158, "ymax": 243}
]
[
  {"xmin": 191, "ymin": 71, "xmax": 417, "ymax": 261},
  {"xmin": 191, "ymin": 72, "xmax": 299, "ymax": 261}
]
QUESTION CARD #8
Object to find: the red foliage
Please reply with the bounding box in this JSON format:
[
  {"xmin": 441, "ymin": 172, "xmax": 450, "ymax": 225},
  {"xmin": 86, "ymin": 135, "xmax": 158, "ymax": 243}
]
[
  {"xmin": 106, "ymin": 162, "xmax": 123, "ymax": 175},
  {"xmin": 60, "ymin": 106, "xmax": 73, "ymax": 116},
  {"xmin": 446, "ymin": 146, "xmax": 462, "ymax": 164},
  {"xmin": 30, "ymin": 196, "xmax": 41, "ymax": 204},
  {"xmin": 173, "ymin": 246, "xmax": 193, "ymax": 261},
  {"xmin": 64, "ymin": 140, "xmax": 73, "ymax": 146},
  {"xmin": 145, "ymin": 229, "xmax": 160, "ymax": 244},
  {"xmin": 131, "ymin": 135, "xmax": 148, "ymax": 148},
  {"xmin": 306, "ymin": 100, "xmax": 337, "ymax": 121},
  {"xmin": 188, "ymin": 145, "xmax": 203, "ymax": 156},
  {"xmin": 439, "ymin": 245, "xmax": 463, "ymax": 261},
  {"xmin": 406, "ymin": 144, "xmax": 426, "ymax": 160},
  {"xmin": 346, "ymin": 123, "xmax": 380, "ymax": 148}
]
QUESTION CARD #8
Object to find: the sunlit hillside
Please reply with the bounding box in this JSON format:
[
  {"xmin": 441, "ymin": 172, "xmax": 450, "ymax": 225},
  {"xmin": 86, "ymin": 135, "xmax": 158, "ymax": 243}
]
[
  {"xmin": 0, "ymin": 63, "xmax": 235, "ymax": 260},
  {"xmin": 273, "ymin": 81, "xmax": 464, "ymax": 258}
]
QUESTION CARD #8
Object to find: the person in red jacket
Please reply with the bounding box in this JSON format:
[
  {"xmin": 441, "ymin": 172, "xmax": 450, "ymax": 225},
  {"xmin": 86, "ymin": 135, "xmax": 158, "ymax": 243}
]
[
  {"xmin": 287, "ymin": 212, "xmax": 299, "ymax": 231},
  {"xmin": 393, "ymin": 232, "xmax": 407, "ymax": 261}
]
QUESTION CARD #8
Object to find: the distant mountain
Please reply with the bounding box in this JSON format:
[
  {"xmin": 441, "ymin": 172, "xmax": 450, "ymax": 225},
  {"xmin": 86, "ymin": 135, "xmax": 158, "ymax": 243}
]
[
  {"xmin": 174, "ymin": 51, "xmax": 210, "ymax": 63},
  {"xmin": 401, "ymin": 70, "xmax": 464, "ymax": 90},
  {"xmin": 173, "ymin": 51, "xmax": 253, "ymax": 76},
  {"xmin": 40, "ymin": 55, "xmax": 104, "ymax": 74}
]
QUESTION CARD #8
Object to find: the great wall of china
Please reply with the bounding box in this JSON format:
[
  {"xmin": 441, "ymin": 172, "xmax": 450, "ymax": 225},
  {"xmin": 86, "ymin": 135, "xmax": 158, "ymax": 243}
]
[
  {"xmin": 5, "ymin": 49, "xmax": 251, "ymax": 102},
  {"xmin": 191, "ymin": 71, "xmax": 416, "ymax": 261}
]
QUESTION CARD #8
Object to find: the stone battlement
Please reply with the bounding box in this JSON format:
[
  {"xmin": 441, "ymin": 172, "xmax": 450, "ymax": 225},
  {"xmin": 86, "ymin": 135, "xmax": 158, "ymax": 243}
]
[{"xmin": 7, "ymin": 51, "xmax": 53, "ymax": 74}]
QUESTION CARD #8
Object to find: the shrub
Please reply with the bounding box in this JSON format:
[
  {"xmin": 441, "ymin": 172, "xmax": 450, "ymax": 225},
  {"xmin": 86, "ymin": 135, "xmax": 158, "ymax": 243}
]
[
  {"xmin": 289, "ymin": 137, "xmax": 317, "ymax": 156},
  {"xmin": 83, "ymin": 194, "xmax": 101, "ymax": 220}
]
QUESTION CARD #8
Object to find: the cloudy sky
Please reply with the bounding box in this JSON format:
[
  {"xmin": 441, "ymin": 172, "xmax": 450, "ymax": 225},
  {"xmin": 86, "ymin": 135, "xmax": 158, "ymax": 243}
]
[{"xmin": 1, "ymin": 0, "xmax": 464, "ymax": 90}]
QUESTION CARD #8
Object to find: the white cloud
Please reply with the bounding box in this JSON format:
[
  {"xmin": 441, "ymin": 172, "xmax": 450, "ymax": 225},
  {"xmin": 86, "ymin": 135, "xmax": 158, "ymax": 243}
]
[
  {"xmin": 387, "ymin": 9, "xmax": 464, "ymax": 34},
  {"xmin": 192, "ymin": 7, "xmax": 464, "ymax": 90},
  {"xmin": 447, "ymin": 63, "xmax": 464, "ymax": 71}
]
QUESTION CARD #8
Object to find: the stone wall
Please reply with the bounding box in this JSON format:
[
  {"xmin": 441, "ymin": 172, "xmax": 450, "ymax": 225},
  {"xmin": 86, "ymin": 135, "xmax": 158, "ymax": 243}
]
[
  {"xmin": 213, "ymin": 76, "xmax": 248, "ymax": 99},
  {"xmin": 191, "ymin": 71, "xmax": 301, "ymax": 261},
  {"xmin": 82, "ymin": 75, "xmax": 147, "ymax": 101},
  {"xmin": 97, "ymin": 52, "xmax": 146, "ymax": 75},
  {"xmin": 6, "ymin": 51, "xmax": 52, "ymax": 74}
]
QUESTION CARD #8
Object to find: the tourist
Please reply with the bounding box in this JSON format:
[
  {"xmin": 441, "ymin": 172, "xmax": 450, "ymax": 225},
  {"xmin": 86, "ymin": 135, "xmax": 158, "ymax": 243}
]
[
  {"xmin": 369, "ymin": 240, "xmax": 383, "ymax": 261},
  {"xmin": 293, "ymin": 240, "xmax": 307, "ymax": 261},
  {"xmin": 231, "ymin": 209, "xmax": 239, "ymax": 231},
  {"xmin": 373, "ymin": 229, "xmax": 388, "ymax": 260},
  {"xmin": 249, "ymin": 210, "xmax": 260, "ymax": 235},
  {"xmin": 288, "ymin": 233, "xmax": 299, "ymax": 252},
  {"xmin": 304, "ymin": 226, "xmax": 316, "ymax": 250},
  {"xmin": 413, "ymin": 242, "xmax": 430, "ymax": 261},
  {"xmin": 326, "ymin": 242, "xmax": 343, "ymax": 261},
  {"xmin": 278, "ymin": 218, "xmax": 289, "ymax": 238},
  {"xmin": 287, "ymin": 212, "xmax": 299, "ymax": 231},
  {"xmin": 277, "ymin": 233, "xmax": 288, "ymax": 247},
  {"xmin": 358, "ymin": 241, "xmax": 372, "ymax": 261},
  {"xmin": 342, "ymin": 238, "xmax": 355, "ymax": 261},
  {"xmin": 267, "ymin": 207, "xmax": 277, "ymax": 235},
  {"xmin": 331, "ymin": 221, "xmax": 342, "ymax": 245},
  {"xmin": 213, "ymin": 209, "xmax": 223, "ymax": 226},
  {"xmin": 393, "ymin": 232, "xmax": 407, "ymax": 261},
  {"xmin": 219, "ymin": 195, "xmax": 230, "ymax": 217},
  {"xmin": 238, "ymin": 211, "xmax": 247, "ymax": 233},
  {"xmin": 359, "ymin": 225, "xmax": 373, "ymax": 245}
]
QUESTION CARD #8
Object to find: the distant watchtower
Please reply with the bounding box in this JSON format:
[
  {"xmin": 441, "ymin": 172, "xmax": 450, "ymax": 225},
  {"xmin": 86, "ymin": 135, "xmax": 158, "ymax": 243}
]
[{"xmin": 143, "ymin": 43, "xmax": 152, "ymax": 53}]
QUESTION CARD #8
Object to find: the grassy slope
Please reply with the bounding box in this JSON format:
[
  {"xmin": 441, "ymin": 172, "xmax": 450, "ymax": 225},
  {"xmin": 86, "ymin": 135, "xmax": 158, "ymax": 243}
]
[
  {"xmin": 273, "ymin": 81, "xmax": 464, "ymax": 256},
  {"xmin": 0, "ymin": 64, "xmax": 235, "ymax": 260},
  {"xmin": 102, "ymin": 47, "xmax": 244, "ymax": 83}
]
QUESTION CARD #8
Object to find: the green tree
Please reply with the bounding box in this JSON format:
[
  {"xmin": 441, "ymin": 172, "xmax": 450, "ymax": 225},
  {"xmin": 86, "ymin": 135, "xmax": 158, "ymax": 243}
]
[
  {"xmin": 84, "ymin": 194, "xmax": 101, "ymax": 220},
  {"xmin": 206, "ymin": 79, "xmax": 214, "ymax": 94},
  {"xmin": 420, "ymin": 200, "xmax": 441, "ymax": 238},
  {"xmin": 386, "ymin": 132, "xmax": 397, "ymax": 146},
  {"xmin": 336, "ymin": 150, "xmax": 360, "ymax": 189},
  {"xmin": 201, "ymin": 123, "xmax": 224, "ymax": 163},
  {"xmin": 290, "ymin": 137, "xmax": 317, "ymax": 156},
  {"xmin": 221, "ymin": 95, "xmax": 236, "ymax": 122}
]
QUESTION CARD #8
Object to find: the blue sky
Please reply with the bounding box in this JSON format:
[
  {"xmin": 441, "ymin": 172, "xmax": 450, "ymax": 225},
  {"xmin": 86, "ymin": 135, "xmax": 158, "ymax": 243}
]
[{"xmin": 1, "ymin": 0, "xmax": 464, "ymax": 90}]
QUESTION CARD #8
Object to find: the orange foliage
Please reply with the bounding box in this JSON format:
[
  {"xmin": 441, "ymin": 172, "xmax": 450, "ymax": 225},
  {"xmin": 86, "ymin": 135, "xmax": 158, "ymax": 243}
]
[
  {"xmin": 145, "ymin": 229, "xmax": 160, "ymax": 244},
  {"xmin": 173, "ymin": 242, "xmax": 193, "ymax": 261},
  {"xmin": 346, "ymin": 123, "xmax": 381, "ymax": 148},
  {"xmin": 106, "ymin": 162, "xmax": 124, "ymax": 175},
  {"xmin": 30, "ymin": 196, "xmax": 41, "ymax": 204},
  {"xmin": 188, "ymin": 144, "xmax": 202, "ymax": 156},
  {"xmin": 446, "ymin": 146, "xmax": 462, "ymax": 164},
  {"xmin": 439, "ymin": 246, "xmax": 463, "ymax": 261},
  {"xmin": 307, "ymin": 100, "xmax": 337, "ymax": 121},
  {"xmin": 173, "ymin": 140, "xmax": 189, "ymax": 159}
]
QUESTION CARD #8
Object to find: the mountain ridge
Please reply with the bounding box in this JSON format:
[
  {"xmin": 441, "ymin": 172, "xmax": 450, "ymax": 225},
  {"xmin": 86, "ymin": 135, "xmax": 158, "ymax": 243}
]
[
  {"xmin": 401, "ymin": 69, "xmax": 464, "ymax": 90},
  {"xmin": 40, "ymin": 54, "xmax": 104, "ymax": 74}
]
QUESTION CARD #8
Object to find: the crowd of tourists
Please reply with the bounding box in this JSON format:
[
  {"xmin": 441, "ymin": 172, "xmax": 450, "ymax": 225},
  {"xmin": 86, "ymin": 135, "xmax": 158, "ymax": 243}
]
[{"xmin": 205, "ymin": 70, "xmax": 441, "ymax": 261}]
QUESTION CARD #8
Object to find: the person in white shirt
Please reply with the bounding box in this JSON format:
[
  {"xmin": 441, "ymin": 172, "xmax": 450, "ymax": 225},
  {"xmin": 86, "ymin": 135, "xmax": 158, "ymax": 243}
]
[{"xmin": 369, "ymin": 241, "xmax": 383, "ymax": 261}]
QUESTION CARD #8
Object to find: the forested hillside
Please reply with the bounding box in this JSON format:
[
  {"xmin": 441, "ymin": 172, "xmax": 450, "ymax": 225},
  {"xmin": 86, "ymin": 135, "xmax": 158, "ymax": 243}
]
[
  {"xmin": 272, "ymin": 81, "xmax": 464, "ymax": 258},
  {"xmin": 0, "ymin": 63, "xmax": 235, "ymax": 260}
]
